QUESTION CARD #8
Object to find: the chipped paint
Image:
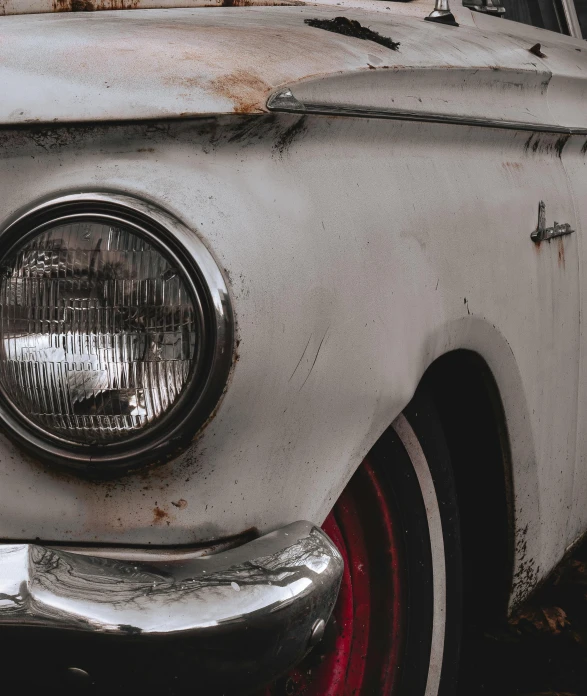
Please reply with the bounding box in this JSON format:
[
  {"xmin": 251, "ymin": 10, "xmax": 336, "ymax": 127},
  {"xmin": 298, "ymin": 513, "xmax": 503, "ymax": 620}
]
[{"xmin": 304, "ymin": 16, "xmax": 400, "ymax": 50}]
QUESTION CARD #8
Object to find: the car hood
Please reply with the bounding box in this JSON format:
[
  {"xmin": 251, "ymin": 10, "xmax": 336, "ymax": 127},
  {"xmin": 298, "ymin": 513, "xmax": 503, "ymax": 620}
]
[{"xmin": 0, "ymin": 3, "xmax": 586, "ymax": 127}]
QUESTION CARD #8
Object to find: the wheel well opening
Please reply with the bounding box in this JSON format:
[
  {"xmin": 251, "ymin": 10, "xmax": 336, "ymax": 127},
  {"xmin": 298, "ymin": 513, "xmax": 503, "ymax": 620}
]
[{"xmin": 421, "ymin": 350, "xmax": 514, "ymax": 628}]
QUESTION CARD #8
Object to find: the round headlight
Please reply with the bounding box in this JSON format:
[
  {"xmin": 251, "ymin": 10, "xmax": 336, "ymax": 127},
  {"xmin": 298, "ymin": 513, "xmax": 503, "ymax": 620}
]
[{"xmin": 0, "ymin": 194, "xmax": 233, "ymax": 473}]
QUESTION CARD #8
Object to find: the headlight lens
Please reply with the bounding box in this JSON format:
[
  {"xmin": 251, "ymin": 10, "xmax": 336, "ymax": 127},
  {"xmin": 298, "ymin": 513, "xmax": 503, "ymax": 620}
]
[
  {"xmin": 0, "ymin": 221, "xmax": 198, "ymax": 444},
  {"xmin": 0, "ymin": 195, "xmax": 233, "ymax": 472}
]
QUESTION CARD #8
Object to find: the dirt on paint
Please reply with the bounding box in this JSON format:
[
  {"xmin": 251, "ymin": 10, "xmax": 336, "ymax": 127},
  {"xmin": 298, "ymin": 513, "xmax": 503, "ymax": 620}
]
[{"xmin": 458, "ymin": 535, "xmax": 587, "ymax": 696}]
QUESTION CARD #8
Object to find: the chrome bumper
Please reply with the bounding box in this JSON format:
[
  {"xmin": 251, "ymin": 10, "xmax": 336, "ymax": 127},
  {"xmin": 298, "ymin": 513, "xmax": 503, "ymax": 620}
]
[{"xmin": 0, "ymin": 521, "xmax": 343, "ymax": 693}]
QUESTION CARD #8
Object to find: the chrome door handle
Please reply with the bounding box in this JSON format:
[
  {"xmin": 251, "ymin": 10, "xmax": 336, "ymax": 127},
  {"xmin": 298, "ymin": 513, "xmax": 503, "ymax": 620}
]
[{"xmin": 531, "ymin": 201, "xmax": 575, "ymax": 243}]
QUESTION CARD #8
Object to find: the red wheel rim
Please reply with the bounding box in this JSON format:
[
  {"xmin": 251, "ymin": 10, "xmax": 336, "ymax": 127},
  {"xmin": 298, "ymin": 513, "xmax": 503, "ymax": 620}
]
[{"xmin": 264, "ymin": 455, "xmax": 405, "ymax": 696}]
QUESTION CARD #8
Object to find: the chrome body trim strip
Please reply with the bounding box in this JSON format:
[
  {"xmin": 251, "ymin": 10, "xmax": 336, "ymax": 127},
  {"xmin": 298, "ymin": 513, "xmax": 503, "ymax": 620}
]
[
  {"xmin": 266, "ymin": 89, "xmax": 587, "ymax": 136},
  {"xmin": 0, "ymin": 522, "xmax": 343, "ymax": 689}
]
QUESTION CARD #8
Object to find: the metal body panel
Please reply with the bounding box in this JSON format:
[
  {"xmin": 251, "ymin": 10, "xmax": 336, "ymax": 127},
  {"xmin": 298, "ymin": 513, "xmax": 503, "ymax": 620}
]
[
  {"xmin": 0, "ymin": 4, "xmax": 586, "ymax": 608},
  {"xmin": 0, "ymin": 7, "xmax": 585, "ymax": 127},
  {"xmin": 0, "ymin": 0, "xmax": 298, "ymax": 13},
  {"xmin": 0, "ymin": 113, "xmax": 582, "ymax": 608},
  {"xmin": 561, "ymin": 137, "xmax": 587, "ymax": 555},
  {"xmin": 0, "ymin": 0, "xmax": 433, "ymax": 14}
]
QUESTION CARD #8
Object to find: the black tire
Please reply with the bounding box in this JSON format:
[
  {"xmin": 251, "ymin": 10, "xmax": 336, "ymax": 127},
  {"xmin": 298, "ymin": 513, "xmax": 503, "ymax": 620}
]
[{"xmin": 370, "ymin": 384, "xmax": 462, "ymax": 695}]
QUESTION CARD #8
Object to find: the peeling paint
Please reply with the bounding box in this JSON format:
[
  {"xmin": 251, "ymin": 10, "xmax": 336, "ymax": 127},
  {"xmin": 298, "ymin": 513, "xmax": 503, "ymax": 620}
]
[{"xmin": 304, "ymin": 16, "xmax": 400, "ymax": 51}]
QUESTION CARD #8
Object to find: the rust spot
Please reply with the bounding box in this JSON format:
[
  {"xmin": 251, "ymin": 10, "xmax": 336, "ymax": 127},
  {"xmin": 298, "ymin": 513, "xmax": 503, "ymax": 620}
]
[
  {"xmin": 558, "ymin": 237, "xmax": 565, "ymax": 269},
  {"xmin": 171, "ymin": 499, "xmax": 188, "ymax": 509},
  {"xmin": 153, "ymin": 506, "xmax": 170, "ymax": 524},
  {"xmin": 209, "ymin": 70, "xmax": 269, "ymax": 114}
]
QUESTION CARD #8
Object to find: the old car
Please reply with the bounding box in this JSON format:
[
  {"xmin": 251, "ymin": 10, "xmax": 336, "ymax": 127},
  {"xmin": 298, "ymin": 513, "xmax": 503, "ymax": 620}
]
[{"xmin": 0, "ymin": 0, "xmax": 586, "ymax": 693}]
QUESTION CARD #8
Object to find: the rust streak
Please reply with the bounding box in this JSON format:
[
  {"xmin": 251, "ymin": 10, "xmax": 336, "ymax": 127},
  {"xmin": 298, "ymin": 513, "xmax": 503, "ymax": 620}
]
[{"xmin": 52, "ymin": 0, "xmax": 141, "ymax": 10}]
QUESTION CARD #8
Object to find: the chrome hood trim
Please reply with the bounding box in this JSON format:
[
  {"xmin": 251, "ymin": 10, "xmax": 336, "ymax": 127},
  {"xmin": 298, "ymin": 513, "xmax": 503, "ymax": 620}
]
[{"xmin": 266, "ymin": 87, "xmax": 587, "ymax": 135}]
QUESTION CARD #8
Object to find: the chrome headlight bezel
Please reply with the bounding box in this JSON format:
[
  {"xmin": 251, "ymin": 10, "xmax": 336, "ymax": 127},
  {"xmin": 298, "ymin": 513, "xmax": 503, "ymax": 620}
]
[{"xmin": 0, "ymin": 193, "xmax": 233, "ymax": 474}]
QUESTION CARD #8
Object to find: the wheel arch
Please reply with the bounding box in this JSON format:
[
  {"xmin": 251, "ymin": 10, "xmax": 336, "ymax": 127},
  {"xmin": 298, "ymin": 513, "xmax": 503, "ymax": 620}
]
[{"xmin": 421, "ymin": 350, "xmax": 515, "ymax": 624}]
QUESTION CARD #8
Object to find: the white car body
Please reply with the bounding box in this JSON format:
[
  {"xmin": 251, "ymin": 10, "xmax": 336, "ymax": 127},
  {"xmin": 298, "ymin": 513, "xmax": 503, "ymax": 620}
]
[{"xmin": 1, "ymin": 0, "xmax": 586, "ymax": 614}]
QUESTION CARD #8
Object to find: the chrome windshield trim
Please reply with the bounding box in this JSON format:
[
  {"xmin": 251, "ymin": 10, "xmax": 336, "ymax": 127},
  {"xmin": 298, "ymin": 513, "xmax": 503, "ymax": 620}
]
[
  {"xmin": 266, "ymin": 88, "xmax": 587, "ymax": 136},
  {"xmin": 561, "ymin": 0, "xmax": 583, "ymax": 38}
]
